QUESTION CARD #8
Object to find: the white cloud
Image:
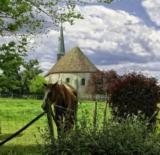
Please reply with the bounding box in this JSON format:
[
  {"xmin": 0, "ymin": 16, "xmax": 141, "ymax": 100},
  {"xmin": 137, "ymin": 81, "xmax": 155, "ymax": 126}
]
[{"xmin": 142, "ymin": 0, "xmax": 160, "ymax": 26}]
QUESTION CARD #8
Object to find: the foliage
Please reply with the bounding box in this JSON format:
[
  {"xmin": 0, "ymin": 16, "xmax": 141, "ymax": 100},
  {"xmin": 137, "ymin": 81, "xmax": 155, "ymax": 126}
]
[
  {"xmin": 0, "ymin": 54, "xmax": 43, "ymax": 94},
  {"xmin": 103, "ymin": 70, "xmax": 118, "ymax": 94},
  {"xmin": 87, "ymin": 70, "xmax": 118, "ymax": 94},
  {"xmin": 0, "ymin": 0, "xmax": 85, "ymax": 36},
  {"xmin": 109, "ymin": 72, "xmax": 160, "ymax": 125},
  {"xmin": 29, "ymin": 75, "xmax": 47, "ymax": 94},
  {"xmin": 0, "ymin": 39, "xmax": 27, "ymax": 92},
  {"xmin": 87, "ymin": 70, "xmax": 105, "ymax": 94},
  {"xmin": 40, "ymin": 115, "xmax": 160, "ymax": 155},
  {"xmin": 20, "ymin": 59, "xmax": 43, "ymax": 94}
]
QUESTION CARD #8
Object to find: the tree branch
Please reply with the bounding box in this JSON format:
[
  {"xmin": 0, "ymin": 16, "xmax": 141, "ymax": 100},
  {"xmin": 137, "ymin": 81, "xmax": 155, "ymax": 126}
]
[{"xmin": 27, "ymin": 0, "xmax": 60, "ymax": 20}]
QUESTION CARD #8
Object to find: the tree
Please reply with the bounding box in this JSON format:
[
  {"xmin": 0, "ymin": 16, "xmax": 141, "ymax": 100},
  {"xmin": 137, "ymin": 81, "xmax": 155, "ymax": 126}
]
[
  {"xmin": 29, "ymin": 75, "xmax": 47, "ymax": 95},
  {"xmin": 87, "ymin": 70, "xmax": 104, "ymax": 94},
  {"xmin": 20, "ymin": 59, "xmax": 43, "ymax": 94},
  {"xmin": 86, "ymin": 70, "xmax": 118, "ymax": 94},
  {"xmin": 0, "ymin": 39, "xmax": 27, "ymax": 92},
  {"xmin": 103, "ymin": 70, "xmax": 118, "ymax": 94},
  {"xmin": 109, "ymin": 72, "xmax": 160, "ymax": 125}
]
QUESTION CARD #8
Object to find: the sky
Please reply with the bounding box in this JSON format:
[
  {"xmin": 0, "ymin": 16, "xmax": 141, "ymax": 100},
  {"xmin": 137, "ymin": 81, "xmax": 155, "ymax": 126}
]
[{"xmin": 2, "ymin": 0, "xmax": 160, "ymax": 82}]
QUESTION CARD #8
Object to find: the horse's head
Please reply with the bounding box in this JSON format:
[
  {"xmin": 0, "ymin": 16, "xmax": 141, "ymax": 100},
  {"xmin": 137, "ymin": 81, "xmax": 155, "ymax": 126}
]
[{"xmin": 41, "ymin": 82, "xmax": 58, "ymax": 111}]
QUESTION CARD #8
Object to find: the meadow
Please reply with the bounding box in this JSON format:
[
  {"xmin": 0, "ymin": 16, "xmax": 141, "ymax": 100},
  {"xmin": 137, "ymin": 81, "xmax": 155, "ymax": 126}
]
[{"xmin": 0, "ymin": 98, "xmax": 109, "ymax": 155}]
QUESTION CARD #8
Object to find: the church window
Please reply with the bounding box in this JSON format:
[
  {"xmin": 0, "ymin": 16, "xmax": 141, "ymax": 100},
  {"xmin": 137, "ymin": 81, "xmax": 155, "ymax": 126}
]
[
  {"xmin": 66, "ymin": 78, "xmax": 70, "ymax": 83},
  {"xmin": 81, "ymin": 78, "xmax": 85, "ymax": 86}
]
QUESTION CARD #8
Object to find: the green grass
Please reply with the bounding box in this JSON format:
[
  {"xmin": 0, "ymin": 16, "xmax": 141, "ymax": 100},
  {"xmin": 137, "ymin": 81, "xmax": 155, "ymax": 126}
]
[
  {"xmin": 0, "ymin": 98, "xmax": 48, "ymax": 155},
  {"xmin": 0, "ymin": 98, "xmax": 109, "ymax": 155}
]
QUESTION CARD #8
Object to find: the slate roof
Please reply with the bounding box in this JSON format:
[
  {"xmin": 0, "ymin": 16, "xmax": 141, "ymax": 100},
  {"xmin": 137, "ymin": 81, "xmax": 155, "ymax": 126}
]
[{"xmin": 45, "ymin": 46, "xmax": 98, "ymax": 77}]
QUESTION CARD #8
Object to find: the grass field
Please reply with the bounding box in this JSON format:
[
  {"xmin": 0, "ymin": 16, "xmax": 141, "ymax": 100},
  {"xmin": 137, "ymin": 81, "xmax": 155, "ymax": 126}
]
[{"xmin": 0, "ymin": 98, "xmax": 109, "ymax": 155}]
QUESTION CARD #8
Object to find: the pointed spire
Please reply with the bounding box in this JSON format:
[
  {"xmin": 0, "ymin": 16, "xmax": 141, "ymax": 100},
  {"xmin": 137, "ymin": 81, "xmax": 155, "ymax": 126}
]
[{"xmin": 57, "ymin": 15, "xmax": 65, "ymax": 61}]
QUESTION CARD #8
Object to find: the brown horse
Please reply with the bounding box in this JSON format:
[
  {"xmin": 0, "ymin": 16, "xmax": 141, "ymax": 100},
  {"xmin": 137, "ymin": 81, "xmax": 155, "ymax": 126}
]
[{"xmin": 42, "ymin": 82, "xmax": 78, "ymax": 135}]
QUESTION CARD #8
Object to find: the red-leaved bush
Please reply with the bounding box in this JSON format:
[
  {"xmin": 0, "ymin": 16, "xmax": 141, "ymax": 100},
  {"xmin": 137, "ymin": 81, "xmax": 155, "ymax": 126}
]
[
  {"xmin": 109, "ymin": 72, "xmax": 160, "ymax": 124},
  {"xmin": 86, "ymin": 70, "xmax": 118, "ymax": 94}
]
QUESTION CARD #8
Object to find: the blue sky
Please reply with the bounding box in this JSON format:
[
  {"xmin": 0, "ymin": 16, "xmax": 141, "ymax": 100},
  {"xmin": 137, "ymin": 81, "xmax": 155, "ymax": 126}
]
[
  {"xmin": 2, "ymin": 0, "xmax": 160, "ymax": 82},
  {"xmin": 107, "ymin": 0, "xmax": 159, "ymax": 28}
]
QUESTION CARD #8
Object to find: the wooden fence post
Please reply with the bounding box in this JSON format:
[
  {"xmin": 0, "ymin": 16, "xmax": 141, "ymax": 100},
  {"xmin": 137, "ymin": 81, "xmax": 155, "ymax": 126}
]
[
  {"xmin": 74, "ymin": 101, "xmax": 78, "ymax": 131},
  {"xmin": 103, "ymin": 102, "xmax": 108, "ymax": 129},
  {"xmin": 93, "ymin": 101, "xmax": 97, "ymax": 132},
  {"xmin": 46, "ymin": 99, "xmax": 54, "ymax": 137},
  {"xmin": 0, "ymin": 119, "xmax": 1, "ymax": 134}
]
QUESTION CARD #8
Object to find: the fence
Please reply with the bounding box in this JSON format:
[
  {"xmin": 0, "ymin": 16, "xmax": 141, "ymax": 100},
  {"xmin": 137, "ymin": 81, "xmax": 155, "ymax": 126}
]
[
  {"xmin": 0, "ymin": 94, "xmax": 44, "ymax": 100},
  {"xmin": 0, "ymin": 93, "xmax": 109, "ymax": 101},
  {"xmin": 78, "ymin": 94, "xmax": 109, "ymax": 101}
]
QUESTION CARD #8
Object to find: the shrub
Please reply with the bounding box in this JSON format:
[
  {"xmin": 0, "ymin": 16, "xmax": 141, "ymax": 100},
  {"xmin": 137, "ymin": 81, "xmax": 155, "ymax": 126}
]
[
  {"xmin": 39, "ymin": 116, "xmax": 160, "ymax": 155},
  {"xmin": 109, "ymin": 72, "xmax": 160, "ymax": 124}
]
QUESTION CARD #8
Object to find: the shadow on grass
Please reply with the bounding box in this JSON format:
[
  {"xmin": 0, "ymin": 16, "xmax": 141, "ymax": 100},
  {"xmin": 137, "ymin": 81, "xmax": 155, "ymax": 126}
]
[
  {"xmin": 0, "ymin": 133, "xmax": 23, "ymax": 141},
  {"xmin": 0, "ymin": 144, "xmax": 43, "ymax": 155}
]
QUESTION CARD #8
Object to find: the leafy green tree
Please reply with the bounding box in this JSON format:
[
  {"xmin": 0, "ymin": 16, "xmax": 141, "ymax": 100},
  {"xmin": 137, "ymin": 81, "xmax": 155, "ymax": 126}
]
[
  {"xmin": 29, "ymin": 75, "xmax": 47, "ymax": 95},
  {"xmin": 20, "ymin": 59, "xmax": 43, "ymax": 94},
  {"xmin": 0, "ymin": 39, "xmax": 27, "ymax": 92}
]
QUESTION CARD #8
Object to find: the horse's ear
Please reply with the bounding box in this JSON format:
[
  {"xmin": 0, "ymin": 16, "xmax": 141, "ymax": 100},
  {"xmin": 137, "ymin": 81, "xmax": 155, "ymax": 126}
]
[
  {"xmin": 50, "ymin": 81, "xmax": 58, "ymax": 91},
  {"xmin": 43, "ymin": 83, "xmax": 47, "ymax": 87},
  {"xmin": 53, "ymin": 81, "xmax": 58, "ymax": 86}
]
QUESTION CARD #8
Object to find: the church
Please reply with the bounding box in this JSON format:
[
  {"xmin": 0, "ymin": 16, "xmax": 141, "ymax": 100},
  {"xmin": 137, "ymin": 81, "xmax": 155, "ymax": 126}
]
[{"xmin": 44, "ymin": 25, "xmax": 98, "ymax": 95}]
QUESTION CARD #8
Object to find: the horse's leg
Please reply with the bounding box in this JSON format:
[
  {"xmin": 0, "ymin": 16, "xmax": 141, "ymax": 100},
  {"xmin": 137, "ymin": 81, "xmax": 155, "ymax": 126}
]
[
  {"xmin": 64, "ymin": 110, "xmax": 69, "ymax": 133},
  {"xmin": 70, "ymin": 113, "xmax": 75, "ymax": 131},
  {"xmin": 64, "ymin": 112, "xmax": 74, "ymax": 133},
  {"xmin": 67, "ymin": 100, "xmax": 78, "ymax": 132},
  {"xmin": 65, "ymin": 101, "xmax": 78, "ymax": 132},
  {"xmin": 55, "ymin": 114, "xmax": 63, "ymax": 137},
  {"xmin": 54, "ymin": 106, "xmax": 63, "ymax": 137}
]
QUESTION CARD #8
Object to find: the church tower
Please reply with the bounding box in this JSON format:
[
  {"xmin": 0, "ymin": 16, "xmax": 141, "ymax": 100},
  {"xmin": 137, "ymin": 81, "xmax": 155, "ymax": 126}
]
[{"xmin": 57, "ymin": 23, "xmax": 65, "ymax": 61}]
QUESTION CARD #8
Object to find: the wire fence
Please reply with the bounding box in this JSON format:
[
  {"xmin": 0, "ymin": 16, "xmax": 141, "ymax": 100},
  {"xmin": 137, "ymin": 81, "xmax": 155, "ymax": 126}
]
[
  {"xmin": 0, "ymin": 93, "xmax": 109, "ymax": 102},
  {"xmin": 78, "ymin": 94, "xmax": 109, "ymax": 102},
  {"xmin": 0, "ymin": 94, "xmax": 44, "ymax": 100}
]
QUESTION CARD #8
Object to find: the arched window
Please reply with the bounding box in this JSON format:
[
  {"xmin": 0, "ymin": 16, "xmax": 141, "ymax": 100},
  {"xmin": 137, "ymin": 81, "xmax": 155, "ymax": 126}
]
[
  {"xmin": 66, "ymin": 78, "xmax": 70, "ymax": 83},
  {"xmin": 81, "ymin": 78, "xmax": 85, "ymax": 86}
]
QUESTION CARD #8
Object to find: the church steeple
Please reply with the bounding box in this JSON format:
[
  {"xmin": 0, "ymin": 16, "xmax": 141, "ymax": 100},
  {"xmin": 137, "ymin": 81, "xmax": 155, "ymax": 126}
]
[{"xmin": 57, "ymin": 19, "xmax": 65, "ymax": 61}]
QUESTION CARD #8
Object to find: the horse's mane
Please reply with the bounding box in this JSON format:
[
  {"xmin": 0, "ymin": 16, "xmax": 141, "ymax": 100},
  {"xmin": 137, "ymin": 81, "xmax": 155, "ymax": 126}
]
[
  {"xmin": 62, "ymin": 82, "xmax": 76, "ymax": 91},
  {"xmin": 71, "ymin": 90, "xmax": 77, "ymax": 98}
]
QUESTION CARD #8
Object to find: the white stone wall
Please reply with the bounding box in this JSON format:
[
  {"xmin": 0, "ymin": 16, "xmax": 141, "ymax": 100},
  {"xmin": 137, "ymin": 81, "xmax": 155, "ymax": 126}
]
[{"xmin": 45, "ymin": 72, "xmax": 91, "ymax": 95}]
